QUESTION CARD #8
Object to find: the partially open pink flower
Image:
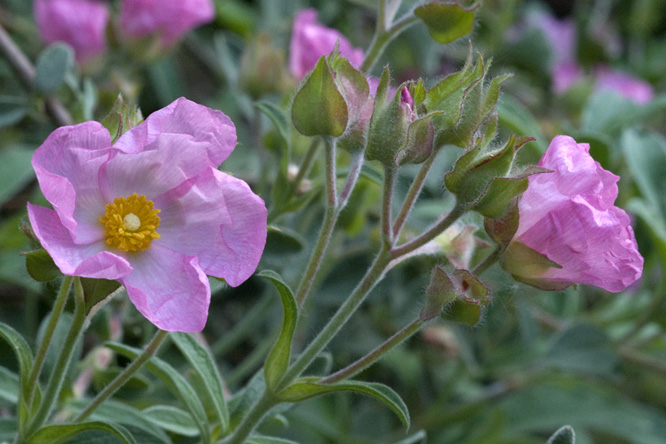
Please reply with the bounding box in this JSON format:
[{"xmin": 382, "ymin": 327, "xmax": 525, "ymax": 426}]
[
  {"xmin": 289, "ymin": 9, "xmax": 364, "ymax": 79},
  {"xmin": 594, "ymin": 66, "xmax": 654, "ymax": 104},
  {"xmin": 505, "ymin": 135, "xmax": 643, "ymax": 292},
  {"xmin": 34, "ymin": 0, "xmax": 109, "ymax": 63},
  {"xmin": 28, "ymin": 97, "xmax": 267, "ymax": 331},
  {"xmin": 120, "ymin": 0, "xmax": 215, "ymax": 47}
]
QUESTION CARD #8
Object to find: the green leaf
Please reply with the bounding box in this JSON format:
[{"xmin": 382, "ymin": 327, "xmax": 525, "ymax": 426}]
[
  {"xmin": 0, "ymin": 366, "xmax": 19, "ymax": 404},
  {"xmin": 545, "ymin": 323, "xmax": 618, "ymax": 376},
  {"xmin": 278, "ymin": 378, "xmax": 410, "ymax": 429},
  {"xmin": 256, "ymin": 101, "xmax": 290, "ymax": 147},
  {"xmin": 106, "ymin": 342, "xmax": 209, "ymax": 443},
  {"xmin": 0, "ymin": 418, "xmax": 18, "ymax": 441},
  {"xmin": 28, "ymin": 422, "xmax": 136, "ymax": 444},
  {"xmin": 0, "ymin": 97, "xmax": 29, "ymax": 128},
  {"xmin": 291, "ymin": 57, "xmax": 348, "ymax": 137},
  {"xmin": 25, "ymin": 249, "xmax": 60, "ymax": 282},
  {"xmin": 420, "ymin": 267, "xmax": 457, "ymax": 321},
  {"xmin": 258, "ymin": 270, "xmax": 298, "ymax": 392},
  {"xmin": 171, "ymin": 332, "xmax": 230, "ymax": 433},
  {"xmin": 0, "ymin": 323, "xmax": 33, "ymax": 402},
  {"xmin": 247, "ymin": 435, "xmax": 300, "ymax": 444},
  {"xmin": 264, "ymin": 226, "xmax": 305, "ymax": 255},
  {"xmin": 621, "ymin": 129, "xmax": 666, "ymax": 215},
  {"xmin": 393, "ymin": 430, "xmax": 427, "ymax": 444},
  {"xmin": 414, "ymin": 3, "xmax": 476, "ymax": 44},
  {"xmin": 142, "ymin": 405, "xmax": 199, "ymax": 437},
  {"xmin": 546, "ymin": 426, "xmax": 576, "ymax": 444},
  {"xmin": 34, "ymin": 43, "xmax": 74, "ymax": 94},
  {"xmin": 0, "ymin": 146, "xmax": 35, "ymax": 205}
]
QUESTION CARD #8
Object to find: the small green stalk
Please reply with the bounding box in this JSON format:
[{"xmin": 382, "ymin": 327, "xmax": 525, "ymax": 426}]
[
  {"xmin": 382, "ymin": 166, "xmax": 396, "ymax": 246},
  {"xmin": 393, "ymin": 151, "xmax": 438, "ymax": 238},
  {"xmin": 26, "ymin": 275, "xmax": 73, "ymax": 406},
  {"xmin": 220, "ymin": 392, "xmax": 277, "ymax": 444},
  {"xmin": 74, "ymin": 328, "xmax": 169, "ymax": 422},
  {"xmin": 360, "ymin": 12, "xmax": 419, "ymax": 73},
  {"xmin": 321, "ymin": 317, "xmax": 424, "ymax": 384},
  {"xmin": 25, "ymin": 277, "xmax": 87, "ymax": 438}
]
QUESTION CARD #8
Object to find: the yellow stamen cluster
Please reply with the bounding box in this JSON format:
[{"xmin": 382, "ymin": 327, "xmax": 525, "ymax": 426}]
[{"xmin": 100, "ymin": 193, "xmax": 161, "ymax": 252}]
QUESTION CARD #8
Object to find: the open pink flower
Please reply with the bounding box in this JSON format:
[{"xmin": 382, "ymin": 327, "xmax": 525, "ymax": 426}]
[
  {"xmin": 34, "ymin": 0, "xmax": 109, "ymax": 63},
  {"xmin": 505, "ymin": 135, "xmax": 642, "ymax": 292},
  {"xmin": 120, "ymin": 0, "xmax": 215, "ymax": 46},
  {"xmin": 27, "ymin": 97, "xmax": 267, "ymax": 331},
  {"xmin": 289, "ymin": 9, "xmax": 364, "ymax": 79}
]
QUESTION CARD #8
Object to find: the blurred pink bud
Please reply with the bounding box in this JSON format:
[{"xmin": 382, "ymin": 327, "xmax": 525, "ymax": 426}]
[
  {"xmin": 34, "ymin": 0, "xmax": 109, "ymax": 63},
  {"xmin": 289, "ymin": 9, "xmax": 364, "ymax": 79},
  {"xmin": 551, "ymin": 61, "xmax": 584, "ymax": 94},
  {"xmin": 594, "ymin": 66, "xmax": 654, "ymax": 104},
  {"xmin": 508, "ymin": 135, "xmax": 643, "ymax": 292},
  {"xmin": 120, "ymin": 0, "xmax": 215, "ymax": 47}
]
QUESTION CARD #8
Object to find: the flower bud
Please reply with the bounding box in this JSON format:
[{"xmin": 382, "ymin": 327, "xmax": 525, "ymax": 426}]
[{"xmin": 239, "ymin": 34, "xmax": 288, "ymax": 100}]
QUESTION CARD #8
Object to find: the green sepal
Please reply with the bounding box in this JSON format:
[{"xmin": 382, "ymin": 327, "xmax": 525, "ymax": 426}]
[
  {"xmin": 472, "ymin": 165, "xmax": 549, "ymax": 219},
  {"xmin": 291, "ymin": 57, "xmax": 348, "ymax": 137},
  {"xmin": 441, "ymin": 298, "xmax": 481, "ymax": 326},
  {"xmin": 81, "ymin": 278, "xmax": 122, "ymax": 316},
  {"xmin": 396, "ymin": 111, "xmax": 440, "ymax": 166},
  {"xmin": 171, "ymin": 332, "xmax": 230, "ymax": 434},
  {"xmin": 258, "ymin": 270, "xmax": 298, "ymax": 393},
  {"xmin": 365, "ymin": 68, "xmax": 406, "ymax": 164},
  {"xmin": 420, "ymin": 267, "xmax": 457, "ymax": 321},
  {"xmin": 414, "ymin": 2, "xmax": 477, "ymax": 44},
  {"xmin": 330, "ymin": 54, "xmax": 371, "ymax": 152},
  {"xmin": 100, "ymin": 95, "xmax": 144, "ymax": 145},
  {"xmin": 546, "ymin": 425, "xmax": 576, "ymax": 444},
  {"xmin": 501, "ymin": 240, "xmax": 571, "ymax": 291},
  {"xmin": 278, "ymin": 377, "xmax": 410, "ymax": 429},
  {"xmin": 25, "ymin": 249, "xmax": 59, "ymax": 282},
  {"xmin": 27, "ymin": 422, "xmax": 137, "ymax": 444},
  {"xmin": 440, "ymin": 269, "xmax": 490, "ymax": 326},
  {"xmin": 484, "ymin": 197, "xmax": 520, "ymax": 247}
]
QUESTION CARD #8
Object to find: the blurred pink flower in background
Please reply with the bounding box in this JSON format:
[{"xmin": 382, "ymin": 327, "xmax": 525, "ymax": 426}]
[
  {"xmin": 27, "ymin": 98, "xmax": 267, "ymax": 332},
  {"xmin": 289, "ymin": 8, "xmax": 364, "ymax": 79},
  {"xmin": 594, "ymin": 66, "xmax": 654, "ymax": 104},
  {"xmin": 120, "ymin": 0, "xmax": 215, "ymax": 46},
  {"xmin": 34, "ymin": 0, "xmax": 109, "ymax": 63},
  {"xmin": 506, "ymin": 135, "xmax": 643, "ymax": 292}
]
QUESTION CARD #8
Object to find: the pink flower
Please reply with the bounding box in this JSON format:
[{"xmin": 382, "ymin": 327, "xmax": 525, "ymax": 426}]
[
  {"xmin": 120, "ymin": 0, "xmax": 215, "ymax": 47},
  {"xmin": 594, "ymin": 66, "xmax": 654, "ymax": 104},
  {"xmin": 506, "ymin": 136, "xmax": 643, "ymax": 292},
  {"xmin": 289, "ymin": 9, "xmax": 364, "ymax": 79},
  {"xmin": 27, "ymin": 97, "xmax": 267, "ymax": 331},
  {"xmin": 34, "ymin": 0, "xmax": 109, "ymax": 63}
]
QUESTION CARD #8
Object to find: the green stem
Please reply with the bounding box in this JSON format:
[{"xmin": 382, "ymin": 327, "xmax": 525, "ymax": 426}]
[
  {"xmin": 393, "ymin": 151, "xmax": 437, "ymax": 239},
  {"xmin": 382, "ymin": 167, "xmax": 396, "ymax": 246},
  {"xmin": 320, "ymin": 317, "xmax": 423, "ymax": 384},
  {"xmin": 74, "ymin": 329, "xmax": 169, "ymax": 422},
  {"xmin": 392, "ymin": 202, "xmax": 466, "ymax": 258},
  {"xmin": 360, "ymin": 13, "xmax": 419, "ymax": 73},
  {"xmin": 291, "ymin": 138, "xmax": 320, "ymax": 195},
  {"xmin": 472, "ymin": 247, "xmax": 501, "ymax": 276},
  {"xmin": 26, "ymin": 275, "xmax": 73, "ymax": 406},
  {"xmin": 25, "ymin": 277, "xmax": 87, "ymax": 437},
  {"xmin": 278, "ymin": 248, "xmax": 393, "ymax": 390},
  {"xmin": 220, "ymin": 392, "xmax": 277, "ymax": 444}
]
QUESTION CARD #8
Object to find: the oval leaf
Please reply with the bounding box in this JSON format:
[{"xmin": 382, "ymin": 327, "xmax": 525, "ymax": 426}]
[
  {"xmin": 28, "ymin": 422, "xmax": 136, "ymax": 444},
  {"xmin": 258, "ymin": 270, "xmax": 298, "ymax": 392},
  {"xmin": 142, "ymin": 405, "xmax": 199, "ymax": 437},
  {"xmin": 34, "ymin": 43, "xmax": 74, "ymax": 94},
  {"xmin": 414, "ymin": 3, "xmax": 476, "ymax": 44}
]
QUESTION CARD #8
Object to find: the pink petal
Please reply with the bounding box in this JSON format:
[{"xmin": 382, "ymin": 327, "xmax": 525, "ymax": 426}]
[
  {"xmin": 594, "ymin": 66, "xmax": 655, "ymax": 104},
  {"xmin": 289, "ymin": 9, "xmax": 364, "ymax": 79},
  {"xmin": 154, "ymin": 167, "xmax": 267, "ymax": 287},
  {"xmin": 34, "ymin": 0, "xmax": 109, "ymax": 63},
  {"xmin": 32, "ymin": 122, "xmax": 110, "ymax": 244},
  {"xmin": 120, "ymin": 245, "xmax": 210, "ymax": 332},
  {"xmin": 120, "ymin": 0, "xmax": 214, "ymax": 46},
  {"xmin": 28, "ymin": 204, "xmax": 132, "ymax": 279},
  {"xmin": 113, "ymin": 97, "xmax": 236, "ymax": 167}
]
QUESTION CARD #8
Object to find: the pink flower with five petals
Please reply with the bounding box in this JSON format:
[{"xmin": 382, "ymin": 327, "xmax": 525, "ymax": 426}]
[{"xmin": 28, "ymin": 97, "xmax": 267, "ymax": 332}]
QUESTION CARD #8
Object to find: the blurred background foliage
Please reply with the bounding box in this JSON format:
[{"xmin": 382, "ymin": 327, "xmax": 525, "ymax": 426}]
[{"xmin": 1, "ymin": 0, "xmax": 666, "ymax": 443}]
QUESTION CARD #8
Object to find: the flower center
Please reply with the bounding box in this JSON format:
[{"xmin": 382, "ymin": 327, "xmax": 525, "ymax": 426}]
[{"xmin": 100, "ymin": 193, "xmax": 161, "ymax": 252}]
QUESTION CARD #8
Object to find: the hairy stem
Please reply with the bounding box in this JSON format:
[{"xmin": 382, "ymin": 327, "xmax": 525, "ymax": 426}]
[
  {"xmin": 382, "ymin": 166, "xmax": 396, "ymax": 246},
  {"xmin": 360, "ymin": 12, "xmax": 419, "ymax": 73},
  {"xmin": 220, "ymin": 392, "xmax": 276, "ymax": 444},
  {"xmin": 321, "ymin": 317, "xmax": 423, "ymax": 384},
  {"xmin": 393, "ymin": 151, "xmax": 437, "ymax": 239},
  {"xmin": 26, "ymin": 275, "xmax": 73, "ymax": 406},
  {"xmin": 74, "ymin": 329, "xmax": 169, "ymax": 422}
]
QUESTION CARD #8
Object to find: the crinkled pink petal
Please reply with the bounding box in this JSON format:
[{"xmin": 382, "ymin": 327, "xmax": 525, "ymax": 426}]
[
  {"xmin": 120, "ymin": 245, "xmax": 210, "ymax": 332},
  {"xmin": 120, "ymin": 0, "xmax": 214, "ymax": 46},
  {"xmin": 113, "ymin": 97, "xmax": 236, "ymax": 167},
  {"xmin": 289, "ymin": 8, "xmax": 364, "ymax": 79},
  {"xmin": 32, "ymin": 121, "xmax": 110, "ymax": 244},
  {"xmin": 34, "ymin": 0, "xmax": 109, "ymax": 63},
  {"xmin": 154, "ymin": 167, "xmax": 267, "ymax": 287},
  {"xmin": 27, "ymin": 204, "xmax": 132, "ymax": 279},
  {"xmin": 594, "ymin": 66, "xmax": 654, "ymax": 104},
  {"xmin": 515, "ymin": 135, "xmax": 643, "ymax": 292}
]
